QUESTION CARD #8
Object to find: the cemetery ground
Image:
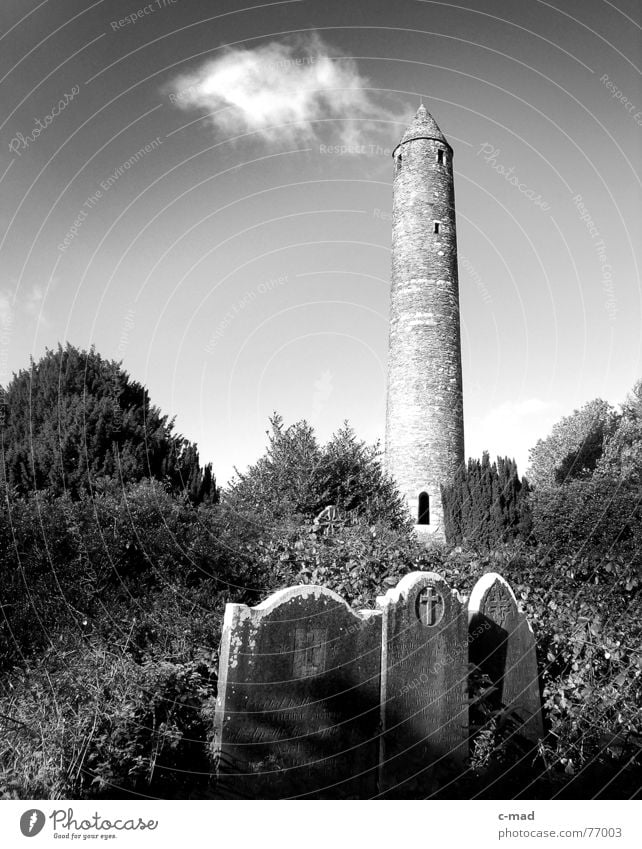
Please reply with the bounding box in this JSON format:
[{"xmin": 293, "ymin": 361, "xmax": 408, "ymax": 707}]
[{"xmin": 0, "ymin": 480, "xmax": 640, "ymax": 800}]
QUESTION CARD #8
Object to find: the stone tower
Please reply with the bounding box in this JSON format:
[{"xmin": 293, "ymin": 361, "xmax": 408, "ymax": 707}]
[{"xmin": 385, "ymin": 105, "xmax": 464, "ymax": 540}]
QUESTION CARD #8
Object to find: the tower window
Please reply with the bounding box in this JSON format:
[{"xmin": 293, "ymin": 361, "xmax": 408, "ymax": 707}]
[
  {"xmin": 395, "ymin": 153, "xmax": 403, "ymax": 173},
  {"xmin": 418, "ymin": 491, "xmax": 430, "ymax": 525},
  {"xmin": 437, "ymin": 149, "xmax": 444, "ymax": 165},
  {"xmin": 433, "ymin": 222, "xmax": 440, "ymax": 234}
]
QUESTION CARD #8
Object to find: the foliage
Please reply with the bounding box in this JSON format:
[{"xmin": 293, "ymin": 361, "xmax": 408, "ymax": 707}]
[
  {"xmin": 0, "ymin": 481, "xmax": 237, "ymax": 671},
  {"xmin": 527, "ymin": 399, "xmax": 618, "ymax": 489},
  {"xmin": 531, "ymin": 475, "xmax": 642, "ymax": 563},
  {"xmin": 216, "ymin": 415, "xmax": 420, "ymax": 612},
  {"xmin": 421, "ymin": 545, "xmax": 642, "ymax": 798},
  {"xmin": 0, "ymin": 479, "xmax": 229, "ymax": 799},
  {"xmin": 441, "ymin": 453, "xmax": 532, "ymax": 549},
  {"xmin": 0, "ymin": 638, "xmax": 217, "ymax": 799},
  {"xmin": 240, "ymin": 516, "xmax": 433, "ymax": 610},
  {"xmin": 597, "ymin": 380, "xmax": 642, "ymax": 482},
  {"xmin": 2, "ymin": 492, "xmax": 641, "ymax": 799},
  {"xmin": 0, "ymin": 344, "xmax": 215, "ymax": 504},
  {"xmin": 224, "ymin": 414, "xmax": 410, "ymax": 529},
  {"xmin": 1, "ymin": 390, "xmax": 641, "ymax": 799}
]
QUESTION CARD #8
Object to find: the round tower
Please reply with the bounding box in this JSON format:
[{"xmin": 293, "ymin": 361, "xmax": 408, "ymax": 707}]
[{"xmin": 385, "ymin": 105, "xmax": 464, "ymax": 540}]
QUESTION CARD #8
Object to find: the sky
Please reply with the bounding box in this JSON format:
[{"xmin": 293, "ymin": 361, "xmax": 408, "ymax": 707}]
[{"xmin": 0, "ymin": 0, "xmax": 640, "ymax": 485}]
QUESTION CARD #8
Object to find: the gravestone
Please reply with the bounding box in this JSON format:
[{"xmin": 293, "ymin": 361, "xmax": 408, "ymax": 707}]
[
  {"xmin": 377, "ymin": 571, "xmax": 468, "ymax": 796},
  {"xmin": 213, "ymin": 585, "xmax": 382, "ymax": 799},
  {"xmin": 468, "ymin": 573, "xmax": 543, "ymax": 743}
]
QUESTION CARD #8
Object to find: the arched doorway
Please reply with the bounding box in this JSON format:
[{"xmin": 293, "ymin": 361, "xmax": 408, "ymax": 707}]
[{"xmin": 417, "ymin": 491, "xmax": 430, "ymax": 525}]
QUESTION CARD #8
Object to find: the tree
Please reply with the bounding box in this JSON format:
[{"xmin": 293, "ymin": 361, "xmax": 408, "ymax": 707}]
[
  {"xmin": 224, "ymin": 414, "xmax": 410, "ymax": 529},
  {"xmin": 441, "ymin": 453, "xmax": 531, "ymax": 548},
  {"xmin": 527, "ymin": 399, "xmax": 618, "ymax": 489},
  {"xmin": 0, "ymin": 344, "xmax": 216, "ymax": 503},
  {"xmin": 597, "ymin": 380, "xmax": 642, "ymax": 482}
]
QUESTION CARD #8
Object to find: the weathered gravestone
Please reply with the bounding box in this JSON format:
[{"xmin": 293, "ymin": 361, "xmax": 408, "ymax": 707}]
[
  {"xmin": 377, "ymin": 572, "xmax": 468, "ymax": 796},
  {"xmin": 213, "ymin": 585, "xmax": 382, "ymax": 799},
  {"xmin": 468, "ymin": 573, "xmax": 543, "ymax": 743}
]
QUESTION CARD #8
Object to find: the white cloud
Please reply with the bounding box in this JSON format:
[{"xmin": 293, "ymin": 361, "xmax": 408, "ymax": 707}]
[
  {"xmin": 311, "ymin": 369, "xmax": 333, "ymax": 422},
  {"xmin": 0, "ymin": 279, "xmax": 54, "ymax": 336},
  {"xmin": 23, "ymin": 281, "xmax": 53, "ymax": 328},
  {"xmin": 167, "ymin": 34, "xmax": 401, "ymax": 148},
  {"xmin": 466, "ymin": 397, "xmax": 563, "ymax": 476},
  {"xmin": 24, "ymin": 283, "xmax": 44, "ymax": 314},
  {"xmin": 0, "ymin": 290, "xmax": 13, "ymax": 328}
]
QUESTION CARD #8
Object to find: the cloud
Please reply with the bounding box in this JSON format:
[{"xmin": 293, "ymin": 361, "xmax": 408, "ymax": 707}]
[
  {"xmin": 311, "ymin": 369, "xmax": 333, "ymax": 422},
  {"xmin": 24, "ymin": 283, "xmax": 44, "ymax": 314},
  {"xmin": 23, "ymin": 281, "xmax": 53, "ymax": 328},
  {"xmin": 0, "ymin": 290, "xmax": 13, "ymax": 329},
  {"xmin": 167, "ymin": 34, "xmax": 401, "ymax": 148},
  {"xmin": 466, "ymin": 397, "xmax": 563, "ymax": 476},
  {"xmin": 0, "ymin": 279, "xmax": 54, "ymax": 336}
]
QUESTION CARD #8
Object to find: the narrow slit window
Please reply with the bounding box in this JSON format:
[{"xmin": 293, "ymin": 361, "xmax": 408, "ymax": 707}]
[
  {"xmin": 395, "ymin": 154, "xmax": 403, "ymax": 173},
  {"xmin": 434, "ymin": 222, "xmax": 440, "ymax": 234},
  {"xmin": 437, "ymin": 149, "xmax": 444, "ymax": 165},
  {"xmin": 418, "ymin": 492, "xmax": 430, "ymax": 525}
]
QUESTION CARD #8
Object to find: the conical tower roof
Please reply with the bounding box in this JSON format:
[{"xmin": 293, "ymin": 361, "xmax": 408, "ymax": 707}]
[{"xmin": 395, "ymin": 104, "xmax": 450, "ymax": 151}]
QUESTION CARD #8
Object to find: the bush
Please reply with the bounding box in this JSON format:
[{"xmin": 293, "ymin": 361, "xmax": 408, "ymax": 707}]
[
  {"xmin": 0, "ymin": 638, "xmax": 217, "ymax": 799},
  {"xmin": 531, "ymin": 475, "xmax": 642, "ymax": 563},
  {"xmin": 0, "ymin": 481, "xmax": 238, "ymax": 671},
  {"xmin": 435, "ymin": 545, "xmax": 642, "ymax": 797}
]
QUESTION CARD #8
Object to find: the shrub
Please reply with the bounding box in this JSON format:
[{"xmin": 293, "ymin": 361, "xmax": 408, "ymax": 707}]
[
  {"xmin": 0, "ymin": 481, "xmax": 237, "ymax": 671},
  {"xmin": 0, "ymin": 638, "xmax": 217, "ymax": 799},
  {"xmin": 531, "ymin": 475, "xmax": 642, "ymax": 563},
  {"xmin": 437, "ymin": 545, "xmax": 642, "ymax": 797}
]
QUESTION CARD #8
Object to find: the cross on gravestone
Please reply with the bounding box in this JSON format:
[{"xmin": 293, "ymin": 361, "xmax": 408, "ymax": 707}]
[
  {"xmin": 485, "ymin": 583, "xmax": 511, "ymax": 628},
  {"xmin": 416, "ymin": 585, "xmax": 444, "ymax": 626}
]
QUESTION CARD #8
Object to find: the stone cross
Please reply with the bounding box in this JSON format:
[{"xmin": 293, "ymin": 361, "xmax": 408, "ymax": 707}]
[{"xmin": 416, "ymin": 585, "xmax": 444, "ymax": 626}]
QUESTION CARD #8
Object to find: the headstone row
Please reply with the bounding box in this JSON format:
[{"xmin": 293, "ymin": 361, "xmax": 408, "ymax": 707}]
[{"xmin": 213, "ymin": 572, "xmax": 543, "ymax": 799}]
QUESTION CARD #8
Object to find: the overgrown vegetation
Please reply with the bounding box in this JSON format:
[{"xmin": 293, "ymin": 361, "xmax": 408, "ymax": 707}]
[{"xmin": 0, "ymin": 349, "xmax": 640, "ymax": 799}]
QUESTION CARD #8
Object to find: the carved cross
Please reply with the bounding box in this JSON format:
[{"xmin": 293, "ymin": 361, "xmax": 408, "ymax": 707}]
[
  {"xmin": 485, "ymin": 583, "xmax": 512, "ymax": 627},
  {"xmin": 416, "ymin": 586, "xmax": 444, "ymax": 626}
]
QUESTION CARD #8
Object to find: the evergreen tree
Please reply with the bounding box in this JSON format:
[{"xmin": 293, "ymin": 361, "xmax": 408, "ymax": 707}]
[
  {"xmin": 225, "ymin": 414, "xmax": 410, "ymax": 529},
  {"xmin": 0, "ymin": 344, "xmax": 216, "ymax": 504},
  {"xmin": 441, "ymin": 452, "xmax": 531, "ymax": 548}
]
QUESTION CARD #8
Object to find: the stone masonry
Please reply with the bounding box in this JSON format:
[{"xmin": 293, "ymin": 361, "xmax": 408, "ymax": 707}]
[{"xmin": 385, "ymin": 105, "xmax": 465, "ymax": 539}]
